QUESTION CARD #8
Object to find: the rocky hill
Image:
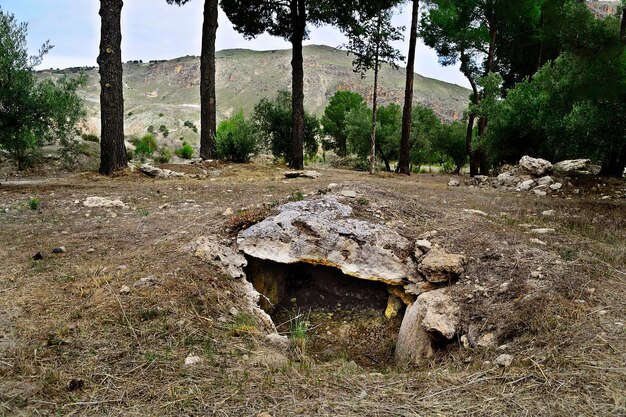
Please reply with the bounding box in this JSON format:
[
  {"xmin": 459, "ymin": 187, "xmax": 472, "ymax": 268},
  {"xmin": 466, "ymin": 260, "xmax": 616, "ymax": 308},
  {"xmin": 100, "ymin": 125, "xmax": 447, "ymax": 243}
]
[{"xmin": 41, "ymin": 45, "xmax": 470, "ymax": 139}]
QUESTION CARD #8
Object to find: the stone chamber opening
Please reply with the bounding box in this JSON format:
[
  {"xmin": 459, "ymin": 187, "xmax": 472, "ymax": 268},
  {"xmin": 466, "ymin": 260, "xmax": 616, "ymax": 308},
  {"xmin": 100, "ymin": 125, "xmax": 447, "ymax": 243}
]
[{"xmin": 245, "ymin": 256, "xmax": 406, "ymax": 367}]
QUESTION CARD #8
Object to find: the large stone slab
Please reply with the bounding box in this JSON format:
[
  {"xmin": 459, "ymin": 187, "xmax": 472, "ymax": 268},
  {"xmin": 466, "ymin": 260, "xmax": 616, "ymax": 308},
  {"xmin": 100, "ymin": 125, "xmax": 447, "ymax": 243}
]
[
  {"xmin": 237, "ymin": 198, "xmax": 417, "ymax": 285},
  {"xmin": 519, "ymin": 156, "xmax": 552, "ymax": 176}
]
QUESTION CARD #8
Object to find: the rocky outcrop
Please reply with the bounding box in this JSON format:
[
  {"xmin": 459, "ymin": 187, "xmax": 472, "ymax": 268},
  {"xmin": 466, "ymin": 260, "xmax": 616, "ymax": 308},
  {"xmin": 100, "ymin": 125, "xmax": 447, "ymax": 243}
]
[
  {"xmin": 519, "ymin": 156, "xmax": 553, "ymax": 176},
  {"xmin": 418, "ymin": 248, "xmax": 466, "ymax": 283},
  {"xmin": 553, "ymin": 159, "xmax": 598, "ymax": 175},
  {"xmin": 140, "ymin": 164, "xmax": 186, "ymax": 179},
  {"xmin": 237, "ymin": 198, "xmax": 417, "ymax": 285}
]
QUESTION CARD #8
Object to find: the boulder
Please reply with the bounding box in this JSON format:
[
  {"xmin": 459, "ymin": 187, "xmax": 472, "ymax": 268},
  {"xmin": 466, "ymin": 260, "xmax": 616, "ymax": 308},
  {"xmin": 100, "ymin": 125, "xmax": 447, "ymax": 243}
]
[
  {"xmin": 283, "ymin": 170, "xmax": 322, "ymax": 179},
  {"xmin": 516, "ymin": 179, "xmax": 536, "ymax": 191},
  {"xmin": 519, "ymin": 156, "xmax": 552, "ymax": 176},
  {"xmin": 395, "ymin": 289, "xmax": 459, "ymax": 364},
  {"xmin": 447, "ymin": 178, "xmax": 460, "ymax": 187},
  {"xmin": 553, "ymin": 159, "xmax": 594, "ymax": 175},
  {"xmin": 237, "ymin": 197, "xmax": 417, "ymax": 285},
  {"xmin": 83, "ymin": 196, "xmax": 127, "ymax": 208},
  {"xmin": 497, "ymin": 171, "xmax": 520, "ymax": 187},
  {"xmin": 140, "ymin": 164, "xmax": 186, "ymax": 179},
  {"xmin": 418, "ymin": 248, "xmax": 466, "ymax": 283}
]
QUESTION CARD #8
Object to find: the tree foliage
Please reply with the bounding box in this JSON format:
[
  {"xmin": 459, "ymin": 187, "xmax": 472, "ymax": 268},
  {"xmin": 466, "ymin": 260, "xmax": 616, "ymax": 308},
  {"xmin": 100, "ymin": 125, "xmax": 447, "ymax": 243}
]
[
  {"xmin": 0, "ymin": 8, "xmax": 85, "ymax": 170},
  {"xmin": 321, "ymin": 90, "xmax": 366, "ymax": 156},
  {"xmin": 253, "ymin": 90, "xmax": 319, "ymax": 161},
  {"xmin": 216, "ymin": 110, "xmax": 259, "ymax": 162}
]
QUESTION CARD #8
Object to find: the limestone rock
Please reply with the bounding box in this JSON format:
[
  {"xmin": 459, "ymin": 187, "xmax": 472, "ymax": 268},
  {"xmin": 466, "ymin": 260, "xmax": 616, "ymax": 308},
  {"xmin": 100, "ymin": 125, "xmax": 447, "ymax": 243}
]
[
  {"xmin": 184, "ymin": 355, "xmax": 203, "ymax": 367},
  {"xmin": 340, "ymin": 190, "xmax": 357, "ymax": 198},
  {"xmin": 395, "ymin": 289, "xmax": 459, "ymax": 364},
  {"xmin": 497, "ymin": 171, "xmax": 520, "ymax": 187},
  {"xmin": 418, "ymin": 248, "xmax": 466, "ymax": 283},
  {"xmin": 516, "ymin": 179, "xmax": 536, "ymax": 191},
  {"xmin": 553, "ymin": 159, "xmax": 594, "ymax": 175},
  {"xmin": 495, "ymin": 353, "xmax": 513, "ymax": 367},
  {"xmin": 519, "ymin": 156, "xmax": 553, "ymax": 176},
  {"xmin": 188, "ymin": 236, "xmax": 247, "ymax": 279},
  {"xmin": 536, "ymin": 176, "xmax": 554, "ymax": 187},
  {"xmin": 414, "ymin": 239, "xmax": 432, "ymax": 253},
  {"xmin": 134, "ymin": 275, "xmax": 160, "ymax": 287},
  {"xmin": 83, "ymin": 196, "xmax": 127, "ymax": 209},
  {"xmin": 550, "ymin": 182, "xmax": 563, "ymax": 191},
  {"xmin": 463, "ymin": 209, "xmax": 488, "ymax": 217},
  {"xmin": 140, "ymin": 164, "xmax": 186, "ymax": 179},
  {"xmin": 531, "ymin": 228, "xmax": 555, "ymax": 234},
  {"xmin": 283, "ymin": 170, "xmax": 321, "ymax": 179},
  {"xmin": 237, "ymin": 197, "xmax": 417, "ymax": 285},
  {"xmin": 447, "ymin": 178, "xmax": 460, "ymax": 187},
  {"xmin": 249, "ymin": 348, "xmax": 289, "ymax": 369}
]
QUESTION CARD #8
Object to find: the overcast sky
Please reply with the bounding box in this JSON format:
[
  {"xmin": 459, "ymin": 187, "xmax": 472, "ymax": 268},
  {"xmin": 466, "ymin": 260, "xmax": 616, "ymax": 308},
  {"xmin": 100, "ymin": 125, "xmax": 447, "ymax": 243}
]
[{"xmin": 2, "ymin": 0, "xmax": 470, "ymax": 88}]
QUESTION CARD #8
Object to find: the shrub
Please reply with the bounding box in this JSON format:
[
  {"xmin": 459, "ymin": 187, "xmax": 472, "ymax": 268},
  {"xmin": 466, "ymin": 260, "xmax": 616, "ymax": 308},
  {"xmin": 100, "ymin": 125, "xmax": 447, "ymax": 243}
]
[
  {"xmin": 134, "ymin": 134, "xmax": 158, "ymax": 158},
  {"xmin": 127, "ymin": 111, "xmax": 134, "ymax": 117},
  {"xmin": 158, "ymin": 113, "xmax": 164, "ymax": 117},
  {"xmin": 175, "ymin": 141, "xmax": 194, "ymax": 159},
  {"xmin": 29, "ymin": 197, "xmax": 40, "ymax": 211},
  {"xmin": 216, "ymin": 110, "xmax": 259, "ymax": 162},
  {"xmin": 81, "ymin": 133, "xmax": 99, "ymax": 143},
  {"xmin": 155, "ymin": 146, "xmax": 172, "ymax": 163},
  {"xmin": 147, "ymin": 125, "xmax": 155, "ymax": 133},
  {"xmin": 158, "ymin": 124, "xmax": 167, "ymax": 132}
]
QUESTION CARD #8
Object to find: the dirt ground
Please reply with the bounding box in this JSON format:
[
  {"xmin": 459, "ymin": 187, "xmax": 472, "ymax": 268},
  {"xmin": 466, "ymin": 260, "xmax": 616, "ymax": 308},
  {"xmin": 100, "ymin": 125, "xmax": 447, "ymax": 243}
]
[{"xmin": 0, "ymin": 162, "xmax": 625, "ymax": 416}]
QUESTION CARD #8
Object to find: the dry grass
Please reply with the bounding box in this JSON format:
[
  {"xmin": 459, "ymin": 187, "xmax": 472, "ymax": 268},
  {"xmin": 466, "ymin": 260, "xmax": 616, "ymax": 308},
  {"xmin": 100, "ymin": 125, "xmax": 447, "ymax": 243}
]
[{"xmin": 0, "ymin": 164, "xmax": 624, "ymax": 416}]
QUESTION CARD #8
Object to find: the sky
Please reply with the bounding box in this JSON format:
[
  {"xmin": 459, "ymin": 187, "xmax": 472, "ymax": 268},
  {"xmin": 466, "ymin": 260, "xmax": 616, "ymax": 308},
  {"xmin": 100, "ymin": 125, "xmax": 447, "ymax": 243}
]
[{"xmin": 1, "ymin": 0, "xmax": 470, "ymax": 88}]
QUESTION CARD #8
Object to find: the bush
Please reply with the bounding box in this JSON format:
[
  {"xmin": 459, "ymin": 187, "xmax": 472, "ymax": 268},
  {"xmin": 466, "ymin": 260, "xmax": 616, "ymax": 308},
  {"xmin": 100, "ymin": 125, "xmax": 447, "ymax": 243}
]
[
  {"xmin": 215, "ymin": 110, "xmax": 259, "ymax": 162},
  {"xmin": 147, "ymin": 125, "xmax": 155, "ymax": 134},
  {"xmin": 175, "ymin": 141, "xmax": 194, "ymax": 159},
  {"xmin": 134, "ymin": 134, "xmax": 158, "ymax": 158},
  {"xmin": 81, "ymin": 133, "xmax": 99, "ymax": 143},
  {"xmin": 155, "ymin": 146, "xmax": 172, "ymax": 163},
  {"xmin": 29, "ymin": 197, "xmax": 40, "ymax": 210}
]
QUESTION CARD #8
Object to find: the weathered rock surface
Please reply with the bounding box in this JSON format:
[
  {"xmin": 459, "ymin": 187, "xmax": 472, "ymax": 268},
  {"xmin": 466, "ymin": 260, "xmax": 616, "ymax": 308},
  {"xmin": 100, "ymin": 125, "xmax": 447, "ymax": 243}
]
[
  {"xmin": 237, "ymin": 198, "xmax": 417, "ymax": 285},
  {"xmin": 395, "ymin": 289, "xmax": 459, "ymax": 363},
  {"xmin": 553, "ymin": 159, "xmax": 595, "ymax": 175},
  {"xmin": 519, "ymin": 156, "xmax": 553, "ymax": 176},
  {"xmin": 140, "ymin": 164, "xmax": 186, "ymax": 179},
  {"xmin": 448, "ymin": 178, "xmax": 460, "ymax": 187},
  {"xmin": 418, "ymin": 248, "xmax": 466, "ymax": 283},
  {"xmin": 188, "ymin": 236, "xmax": 247, "ymax": 279},
  {"xmin": 83, "ymin": 196, "xmax": 127, "ymax": 208},
  {"xmin": 283, "ymin": 170, "xmax": 321, "ymax": 179}
]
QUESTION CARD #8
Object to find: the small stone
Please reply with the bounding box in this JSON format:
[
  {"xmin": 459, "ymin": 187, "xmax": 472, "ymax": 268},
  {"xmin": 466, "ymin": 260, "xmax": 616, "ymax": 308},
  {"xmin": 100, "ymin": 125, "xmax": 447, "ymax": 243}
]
[
  {"xmin": 119, "ymin": 285, "xmax": 131, "ymax": 294},
  {"xmin": 229, "ymin": 307, "xmax": 239, "ymax": 316},
  {"xmin": 222, "ymin": 208, "xmax": 233, "ymax": 216},
  {"xmin": 52, "ymin": 246, "xmax": 66, "ymax": 254},
  {"xmin": 184, "ymin": 355, "xmax": 203, "ymax": 367},
  {"xmin": 133, "ymin": 275, "xmax": 159, "ymax": 287},
  {"xmin": 448, "ymin": 178, "xmax": 460, "ymax": 187},
  {"xmin": 550, "ymin": 183, "xmax": 563, "ymax": 191},
  {"xmin": 418, "ymin": 230, "xmax": 438, "ymax": 240},
  {"xmin": 87, "ymin": 248, "xmax": 95, "ymax": 253},
  {"xmin": 415, "ymin": 239, "xmax": 432, "ymax": 253},
  {"xmin": 32, "ymin": 252, "xmax": 44, "ymax": 261},
  {"xmin": 217, "ymin": 316, "xmax": 227, "ymax": 323},
  {"xmin": 463, "ymin": 209, "xmax": 488, "ymax": 216},
  {"xmin": 536, "ymin": 176, "xmax": 554, "ymax": 187},
  {"xmin": 257, "ymin": 413, "xmax": 273, "ymax": 417},
  {"xmin": 495, "ymin": 354, "xmax": 513, "ymax": 367},
  {"xmin": 340, "ymin": 190, "xmax": 357, "ymax": 198},
  {"xmin": 533, "ymin": 189, "xmax": 547, "ymax": 197},
  {"xmin": 541, "ymin": 210, "xmax": 555, "ymax": 217},
  {"xmin": 516, "ymin": 179, "xmax": 536, "ymax": 191},
  {"xmin": 117, "ymin": 265, "xmax": 128, "ymax": 271},
  {"xmin": 460, "ymin": 334, "xmax": 470, "ymax": 349},
  {"xmin": 530, "ymin": 271, "xmax": 543, "ymax": 279},
  {"xmin": 418, "ymin": 248, "xmax": 466, "ymax": 283},
  {"xmin": 265, "ymin": 333, "xmax": 289, "ymax": 350},
  {"xmin": 357, "ymin": 390, "xmax": 368, "ymax": 400},
  {"xmin": 83, "ymin": 196, "xmax": 127, "ymax": 209},
  {"xmin": 498, "ymin": 282, "xmax": 510, "ymax": 294},
  {"xmin": 529, "ymin": 238, "xmax": 547, "ymax": 245},
  {"xmin": 477, "ymin": 333, "xmax": 496, "ymax": 348},
  {"xmin": 531, "ymin": 228, "xmax": 555, "ymax": 234},
  {"xmin": 498, "ymin": 344, "xmax": 509, "ymax": 351}
]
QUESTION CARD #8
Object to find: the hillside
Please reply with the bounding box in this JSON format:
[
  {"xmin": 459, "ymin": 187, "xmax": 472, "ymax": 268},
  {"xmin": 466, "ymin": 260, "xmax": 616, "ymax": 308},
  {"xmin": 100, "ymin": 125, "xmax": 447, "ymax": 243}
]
[{"xmin": 41, "ymin": 45, "xmax": 470, "ymax": 139}]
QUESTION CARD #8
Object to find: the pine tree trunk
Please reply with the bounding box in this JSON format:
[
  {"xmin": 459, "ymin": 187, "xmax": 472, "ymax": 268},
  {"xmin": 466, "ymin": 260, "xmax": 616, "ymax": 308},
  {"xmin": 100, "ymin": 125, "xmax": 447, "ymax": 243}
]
[
  {"xmin": 398, "ymin": 0, "xmax": 419, "ymax": 176},
  {"xmin": 466, "ymin": 113, "xmax": 478, "ymax": 176},
  {"xmin": 199, "ymin": 0, "xmax": 218, "ymax": 160},
  {"xmin": 370, "ymin": 58, "xmax": 380, "ymax": 175},
  {"xmin": 290, "ymin": 0, "xmax": 305, "ymax": 170},
  {"xmin": 98, "ymin": 0, "xmax": 127, "ymax": 175}
]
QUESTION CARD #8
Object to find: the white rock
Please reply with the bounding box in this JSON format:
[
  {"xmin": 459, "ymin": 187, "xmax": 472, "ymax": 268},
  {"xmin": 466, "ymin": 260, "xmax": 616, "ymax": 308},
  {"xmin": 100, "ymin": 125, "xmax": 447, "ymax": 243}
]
[
  {"xmin": 222, "ymin": 208, "xmax": 233, "ymax": 216},
  {"xmin": 531, "ymin": 228, "xmax": 555, "ymax": 234},
  {"xmin": 529, "ymin": 238, "xmax": 547, "ymax": 245},
  {"xmin": 83, "ymin": 196, "xmax": 127, "ymax": 209},
  {"xmin": 497, "ymin": 171, "xmax": 520, "ymax": 187},
  {"xmin": 533, "ymin": 189, "xmax": 547, "ymax": 197},
  {"xmin": 536, "ymin": 176, "xmax": 554, "ymax": 187},
  {"xmin": 516, "ymin": 179, "xmax": 536, "ymax": 191},
  {"xmin": 415, "ymin": 239, "xmax": 432, "ymax": 253},
  {"xmin": 283, "ymin": 170, "xmax": 321, "ymax": 179},
  {"xmin": 477, "ymin": 332, "xmax": 496, "ymax": 348},
  {"xmin": 229, "ymin": 307, "xmax": 239, "ymax": 316},
  {"xmin": 549, "ymin": 182, "xmax": 562, "ymax": 191},
  {"xmin": 340, "ymin": 190, "xmax": 357, "ymax": 198},
  {"xmin": 519, "ymin": 156, "xmax": 553, "ymax": 176},
  {"xmin": 463, "ymin": 209, "xmax": 488, "ymax": 217},
  {"xmin": 184, "ymin": 355, "xmax": 203, "ymax": 367},
  {"xmin": 448, "ymin": 178, "xmax": 460, "ymax": 187},
  {"xmin": 186, "ymin": 237, "xmax": 247, "ymax": 279},
  {"xmin": 495, "ymin": 354, "xmax": 513, "ymax": 367},
  {"xmin": 553, "ymin": 159, "xmax": 594, "ymax": 175},
  {"xmin": 541, "ymin": 210, "xmax": 555, "ymax": 217},
  {"xmin": 119, "ymin": 285, "xmax": 131, "ymax": 294},
  {"xmin": 134, "ymin": 275, "xmax": 160, "ymax": 287}
]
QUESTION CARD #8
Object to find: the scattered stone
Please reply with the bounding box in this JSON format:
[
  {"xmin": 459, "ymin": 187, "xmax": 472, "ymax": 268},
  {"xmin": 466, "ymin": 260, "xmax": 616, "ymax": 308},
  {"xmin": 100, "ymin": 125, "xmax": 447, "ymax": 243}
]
[
  {"xmin": 529, "ymin": 238, "xmax": 547, "ymax": 246},
  {"xmin": 133, "ymin": 275, "xmax": 159, "ymax": 288},
  {"xmin": 498, "ymin": 344, "xmax": 509, "ymax": 351},
  {"xmin": 87, "ymin": 248, "xmax": 95, "ymax": 253},
  {"xmin": 265, "ymin": 333, "xmax": 289, "ymax": 350},
  {"xmin": 519, "ymin": 156, "xmax": 552, "ymax": 176},
  {"xmin": 498, "ymin": 282, "xmax": 510, "ymax": 294},
  {"xmin": 461, "ymin": 334, "xmax": 470, "ymax": 349},
  {"xmin": 283, "ymin": 170, "xmax": 321, "ymax": 179},
  {"xmin": 140, "ymin": 164, "xmax": 186, "ymax": 179},
  {"xmin": 222, "ymin": 208, "xmax": 233, "ymax": 216},
  {"xmin": 463, "ymin": 209, "xmax": 488, "ymax": 217},
  {"xmin": 32, "ymin": 252, "xmax": 44, "ymax": 261},
  {"xmin": 541, "ymin": 210, "xmax": 555, "ymax": 217},
  {"xmin": 477, "ymin": 333, "xmax": 496, "ymax": 348},
  {"xmin": 415, "ymin": 239, "xmax": 432, "ymax": 253},
  {"xmin": 497, "ymin": 171, "xmax": 520, "ymax": 187},
  {"xmin": 418, "ymin": 248, "xmax": 466, "ymax": 284},
  {"xmin": 447, "ymin": 178, "xmax": 460, "ymax": 187},
  {"xmin": 533, "ymin": 189, "xmax": 547, "ymax": 197},
  {"xmin": 536, "ymin": 176, "xmax": 554, "ymax": 187},
  {"xmin": 257, "ymin": 413, "xmax": 273, "ymax": 417},
  {"xmin": 119, "ymin": 285, "xmax": 131, "ymax": 294},
  {"xmin": 229, "ymin": 307, "xmax": 239, "ymax": 316},
  {"xmin": 516, "ymin": 179, "xmax": 536, "ymax": 191},
  {"xmin": 495, "ymin": 354, "xmax": 513, "ymax": 367},
  {"xmin": 184, "ymin": 355, "xmax": 203, "ymax": 367},
  {"xmin": 418, "ymin": 230, "xmax": 438, "ymax": 240},
  {"xmin": 249, "ymin": 349, "xmax": 289, "ymax": 369},
  {"xmin": 83, "ymin": 196, "xmax": 127, "ymax": 209},
  {"xmin": 340, "ymin": 190, "xmax": 357, "ymax": 198},
  {"xmin": 52, "ymin": 246, "xmax": 66, "ymax": 254},
  {"xmin": 531, "ymin": 228, "xmax": 555, "ymax": 234},
  {"xmin": 530, "ymin": 271, "xmax": 544, "ymax": 279},
  {"xmin": 357, "ymin": 390, "xmax": 368, "ymax": 400}
]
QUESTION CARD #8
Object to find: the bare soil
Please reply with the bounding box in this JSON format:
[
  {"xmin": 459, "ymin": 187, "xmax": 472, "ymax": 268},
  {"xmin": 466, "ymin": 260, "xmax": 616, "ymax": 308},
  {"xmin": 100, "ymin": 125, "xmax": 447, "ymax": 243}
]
[{"xmin": 0, "ymin": 162, "xmax": 625, "ymax": 416}]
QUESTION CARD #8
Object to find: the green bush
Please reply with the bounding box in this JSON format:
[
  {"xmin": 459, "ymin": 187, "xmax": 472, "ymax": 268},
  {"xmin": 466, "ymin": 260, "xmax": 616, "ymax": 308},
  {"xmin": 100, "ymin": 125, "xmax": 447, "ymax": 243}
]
[
  {"xmin": 81, "ymin": 133, "xmax": 99, "ymax": 143},
  {"xmin": 134, "ymin": 134, "xmax": 158, "ymax": 158},
  {"xmin": 147, "ymin": 125, "xmax": 155, "ymax": 134},
  {"xmin": 216, "ymin": 110, "xmax": 259, "ymax": 163},
  {"xmin": 155, "ymin": 146, "xmax": 172, "ymax": 163},
  {"xmin": 175, "ymin": 141, "xmax": 194, "ymax": 159},
  {"xmin": 29, "ymin": 197, "xmax": 40, "ymax": 211}
]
